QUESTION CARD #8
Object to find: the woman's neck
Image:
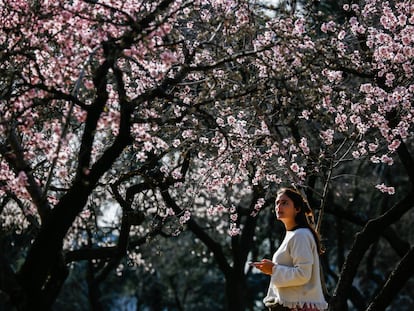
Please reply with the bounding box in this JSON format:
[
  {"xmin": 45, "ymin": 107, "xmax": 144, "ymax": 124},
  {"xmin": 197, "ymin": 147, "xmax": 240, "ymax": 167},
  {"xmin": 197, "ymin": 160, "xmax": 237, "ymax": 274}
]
[{"xmin": 282, "ymin": 220, "xmax": 298, "ymax": 231}]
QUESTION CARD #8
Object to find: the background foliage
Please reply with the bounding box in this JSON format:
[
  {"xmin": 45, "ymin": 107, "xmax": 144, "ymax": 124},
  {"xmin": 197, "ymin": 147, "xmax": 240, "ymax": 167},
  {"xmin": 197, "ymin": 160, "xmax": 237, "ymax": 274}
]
[{"xmin": 1, "ymin": 0, "xmax": 413, "ymax": 310}]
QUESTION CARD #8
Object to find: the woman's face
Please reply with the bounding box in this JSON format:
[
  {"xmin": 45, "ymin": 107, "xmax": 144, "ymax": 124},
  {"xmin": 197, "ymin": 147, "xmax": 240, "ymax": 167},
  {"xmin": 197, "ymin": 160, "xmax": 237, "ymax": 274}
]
[{"xmin": 275, "ymin": 193, "xmax": 299, "ymax": 221}]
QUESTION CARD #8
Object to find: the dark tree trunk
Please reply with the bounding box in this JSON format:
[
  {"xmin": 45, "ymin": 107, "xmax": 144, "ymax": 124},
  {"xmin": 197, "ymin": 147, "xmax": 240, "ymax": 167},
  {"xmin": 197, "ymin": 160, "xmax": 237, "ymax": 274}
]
[
  {"xmin": 225, "ymin": 271, "xmax": 251, "ymax": 311},
  {"xmin": 17, "ymin": 184, "xmax": 91, "ymax": 310},
  {"xmin": 366, "ymin": 247, "xmax": 414, "ymax": 311},
  {"xmin": 329, "ymin": 193, "xmax": 414, "ymax": 311},
  {"xmin": 87, "ymin": 259, "xmax": 104, "ymax": 311}
]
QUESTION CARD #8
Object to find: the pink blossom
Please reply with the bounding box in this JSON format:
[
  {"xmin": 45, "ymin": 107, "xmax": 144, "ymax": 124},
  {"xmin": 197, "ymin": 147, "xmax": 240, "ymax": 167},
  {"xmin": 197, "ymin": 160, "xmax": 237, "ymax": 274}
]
[
  {"xmin": 228, "ymin": 224, "xmax": 241, "ymax": 236},
  {"xmin": 143, "ymin": 141, "xmax": 153, "ymax": 152},
  {"xmin": 290, "ymin": 163, "xmax": 300, "ymax": 173},
  {"xmin": 385, "ymin": 72, "xmax": 395, "ymax": 87},
  {"xmin": 299, "ymin": 137, "xmax": 310, "ymax": 155},
  {"xmin": 349, "ymin": 114, "xmax": 361, "ymax": 124},
  {"xmin": 172, "ymin": 170, "xmax": 183, "ymax": 180},
  {"xmin": 335, "ymin": 114, "xmax": 348, "ymax": 131},
  {"xmin": 207, "ymin": 207, "xmax": 216, "ymax": 216},
  {"xmin": 182, "ymin": 129, "xmax": 194, "ymax": 139},
  {"xmin": 338, "ymin": 30, "xmax": 346, "ymax": 40},
  {"xmin": 380, "ymin": 154, "xmax": 394, "ymax": 165},
  {"xmin": 227, "ymin": 116, "xmax": 237, "ymax": 126},
  {"xmin": 368, "ymin": 143, "xmax": 378, "ymax": 152},
  {"xmin": 388, "ymin": 139, "xmax": 401, "ymax": 152},
  {"xmin": 402, "ymin": 63, "xmax": 413, "ymax": 76},
  {"xmin": 370, "ymin": 155, "xmax": 380, "ymax": 163},
  {"xmin": 320, "ymin": 129, "xmax": 334, "ymax": 145},
  {"xmin": 216, "ymin": 117, "xmax": 225, "ymax": 126},
  {"xmin": 293, "ymin": 18, "xmax": 305, "ymax": 35},
  {"xmin": 377, "ymin": 46, "xmax": 392, "ymax": 59},
  {"xmin": 17, "ymin": 171, "xmax": 28, "ymax": 186},
  {"xmin": 322, "ymin": 69, "xmax": 343, "ymax": 83},
  {"xmin": 213, "ymin": 204, "xmax": 226, "ymax": 215},
  {"xmin": 179, "ymin": 210, "xmax": 191, "ymax": 224},
  {"xmin": 360, "ymin": 83, "xmax": 373, "ymax": 93},
  {"xmin": 351, "ymin": 4, "xmax": 359, "ymax": 12},
  {"xmin": 300, "ymin": 109, "xmax": 311, "ymax": 120},
  {"xmin": 321, "ymin": 21, "xmax": 336, "ymax": 33},
  {"xmin": 230, "ymin": 213, "xmax": 238, "ymax": 221},
  {"xmin": 375, "ymin": 183, "xmax": 395, "ymax": 195},
  {"xmin": 252, "ymin": 198, "xmax": 265, "ymax": 214},
  {"xmin": 235, "ymin": 7, "xmax": 249, "ymax": 25},
  {"xmin": 397, "ymin": 14, "xmax": 407, "ymax": 26},
  {"xmin": 352, "ymin": 150, "xmax": 361, "ymax": 159},
  {"xmin": 278, "ymin": 157, "xmax": 287, "ymax": 166},
  {"xmin": 160, "ymin": 51, "xmax": 177, "ymax": 65}
]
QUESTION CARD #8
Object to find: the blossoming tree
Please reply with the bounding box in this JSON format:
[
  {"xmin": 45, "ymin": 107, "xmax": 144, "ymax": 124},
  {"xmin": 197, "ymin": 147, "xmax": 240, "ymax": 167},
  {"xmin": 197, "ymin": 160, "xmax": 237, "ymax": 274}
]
[{"xmin": 0, "ymin": 0, "xmax": 413, "ymax": 310}]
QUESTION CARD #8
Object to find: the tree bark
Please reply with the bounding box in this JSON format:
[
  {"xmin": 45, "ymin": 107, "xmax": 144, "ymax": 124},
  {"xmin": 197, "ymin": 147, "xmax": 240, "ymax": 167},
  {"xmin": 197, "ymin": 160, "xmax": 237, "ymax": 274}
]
[
  {"xmin": 224, "ymin": 271, "xmax": 249, "ymax": 311},
  {"xmin": 0, "ymin": 254, "xmax": 25, "ymax": 310},
  {"xmin": 17, "ymin": 184, "xmax": 91, "ymax": 309},
  {"xmin": 328, "ymin": 193, "xmax": 414, "ymax": 311},
  {"xmin": 366, "ymin": 247, "xmax": 414, "ymax": 311},
  {"xmin": 327, "ymin": 204, "xmax": 411, "ymax": 258}
]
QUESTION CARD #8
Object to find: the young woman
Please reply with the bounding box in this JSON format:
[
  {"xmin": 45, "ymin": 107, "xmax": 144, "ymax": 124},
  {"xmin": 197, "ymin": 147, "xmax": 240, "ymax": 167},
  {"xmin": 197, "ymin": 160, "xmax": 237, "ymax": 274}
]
[{"xmin": 251, "ymin": 187, "xmax": 328, "ymax": 311}]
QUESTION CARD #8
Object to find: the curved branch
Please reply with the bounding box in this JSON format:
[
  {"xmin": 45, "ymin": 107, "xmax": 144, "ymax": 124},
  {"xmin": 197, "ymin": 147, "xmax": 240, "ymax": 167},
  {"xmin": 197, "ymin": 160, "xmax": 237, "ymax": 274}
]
[
  {"xmin": 366, "ymin": 247, "xmax": 414, "ymax": 311},
  {"xmin": 326, "ymin": 203, "xmax": 411, "ymax": 258},
  {"xmin": 42, "ymin": 47, "xmax": 99, "ymax": 199},
  {"xmin": 160, "ymin": 187, "xmax": 232, "ymax": 276},
  {"xmin": 1, "ymin": 128, "xmax": 51, "ymax": 221},
  {"xmin": 316, "ymin": 158, "xmax": 333, "ymax": 233},
  {"xmin": 235, "ymin": 185, "xmax": 266, "ymax": 270},
  {"xmin": 329, "ymin": 193, "xmax": 414, "ymax": 310},
  {"xmin": 396, "ymin": 141, "xmax": 414, "ymax": 188},
  {"xmin": 0, "ymin": 254, "xmax": 25, "ymax": 310}
]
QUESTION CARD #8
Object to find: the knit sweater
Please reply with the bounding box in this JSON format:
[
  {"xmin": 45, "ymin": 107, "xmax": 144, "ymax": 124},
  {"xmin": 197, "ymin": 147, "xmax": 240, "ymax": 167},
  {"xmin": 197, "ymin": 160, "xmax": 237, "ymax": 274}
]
[{"xmin": 263, "ymin": 228, "xmax": 328, "ymax": 310}]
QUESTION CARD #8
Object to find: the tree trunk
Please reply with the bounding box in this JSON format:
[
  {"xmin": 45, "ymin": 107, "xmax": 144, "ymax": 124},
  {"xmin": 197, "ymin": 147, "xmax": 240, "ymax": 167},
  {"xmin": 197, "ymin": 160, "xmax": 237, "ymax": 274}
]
[
  {"xmin": 17, "ymin": 184, "xmax": 90, "ymax": 309},
  {"xmin": 329, "ymin": 193, "xmax": 414, "ymax": 311},
  {"xmin": 87, "ymin": 260, "xmax": 104, "ymax": 311},
  {"xmin": 366, "ymin": 247, "xmax": 414, "ymax": 311},
  {"xmin": 225, "ymin": 271, "xmax": 249, "ymax": 311}
]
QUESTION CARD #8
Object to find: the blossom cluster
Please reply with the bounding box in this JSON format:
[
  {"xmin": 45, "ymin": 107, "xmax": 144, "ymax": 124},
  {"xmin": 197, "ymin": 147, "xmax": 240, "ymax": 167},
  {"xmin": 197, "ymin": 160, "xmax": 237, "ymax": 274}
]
[{"xmin": 2, "ymin": 0, "xmax": 413, "ymax": 249}]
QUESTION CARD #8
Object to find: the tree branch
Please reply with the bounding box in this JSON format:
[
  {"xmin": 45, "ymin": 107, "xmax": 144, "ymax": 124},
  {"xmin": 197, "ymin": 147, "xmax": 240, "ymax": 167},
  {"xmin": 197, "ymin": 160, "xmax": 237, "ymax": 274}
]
[
  {"xmin": 1, "ymin": 128, "xmax": 51, "ymax": 221},
  {"xmin": 329, "ymin": 193, "xmax": 414, "ymax": 310},
  {"xmin": 326, "ymin": 203, "xmax": 411, "ymax": 258},
  {"xmin": 366, "ymin": 247, "xmax": 414, "ymax": 311},
  {"xmin": 160, "ymin": 187, "xmax": 232, "ymax": 276}
]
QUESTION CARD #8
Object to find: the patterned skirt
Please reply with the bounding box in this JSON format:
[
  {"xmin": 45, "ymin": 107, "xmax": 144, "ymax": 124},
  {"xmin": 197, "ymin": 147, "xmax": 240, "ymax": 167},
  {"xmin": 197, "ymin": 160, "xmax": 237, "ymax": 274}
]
[{"xmin": 269, "ymin": 304, "xmax": 321, "ymax": 311}]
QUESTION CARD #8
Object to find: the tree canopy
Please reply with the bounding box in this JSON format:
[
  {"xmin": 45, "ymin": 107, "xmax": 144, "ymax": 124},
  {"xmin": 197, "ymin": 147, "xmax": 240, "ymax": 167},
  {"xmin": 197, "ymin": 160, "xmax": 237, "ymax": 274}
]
[{"xmin": 1, "ymin": 0, "xmax": 413, "ymax": 310}]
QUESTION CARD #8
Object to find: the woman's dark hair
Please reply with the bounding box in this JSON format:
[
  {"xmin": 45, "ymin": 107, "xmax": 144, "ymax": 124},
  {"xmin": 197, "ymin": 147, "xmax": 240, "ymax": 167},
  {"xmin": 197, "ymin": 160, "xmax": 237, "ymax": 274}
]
[{"xmin": 277, "ymin": 187, "xmax": 324, "ymax": 255}]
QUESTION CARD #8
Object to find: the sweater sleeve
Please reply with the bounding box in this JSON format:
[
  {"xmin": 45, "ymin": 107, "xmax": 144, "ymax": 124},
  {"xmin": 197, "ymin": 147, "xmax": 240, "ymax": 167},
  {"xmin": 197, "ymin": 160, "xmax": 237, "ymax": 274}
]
[{"xmin": 270, "ymin": 230, "xmax": 315, "ymax": 288}]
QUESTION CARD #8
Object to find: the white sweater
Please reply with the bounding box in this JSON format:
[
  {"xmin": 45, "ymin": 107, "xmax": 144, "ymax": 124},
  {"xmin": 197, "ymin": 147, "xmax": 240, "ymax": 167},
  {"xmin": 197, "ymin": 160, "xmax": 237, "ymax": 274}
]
[{"xmin": 263, "ymin": 228, "xmax": 328, "ymax": 310}]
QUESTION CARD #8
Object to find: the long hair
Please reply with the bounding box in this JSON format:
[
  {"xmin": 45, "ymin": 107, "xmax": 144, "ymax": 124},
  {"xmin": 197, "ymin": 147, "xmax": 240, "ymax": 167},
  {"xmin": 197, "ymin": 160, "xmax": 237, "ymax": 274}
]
[{"xmin": 277, "ymin": 187, "xmax": 324, "ymax": 255}]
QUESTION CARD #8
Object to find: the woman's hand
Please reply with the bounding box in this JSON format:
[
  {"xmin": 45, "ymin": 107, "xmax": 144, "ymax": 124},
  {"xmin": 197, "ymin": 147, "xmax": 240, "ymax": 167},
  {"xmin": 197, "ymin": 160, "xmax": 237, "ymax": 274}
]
[{"xmin": 250, "ymin": 259, "xmax": 275, "ymax": 275}]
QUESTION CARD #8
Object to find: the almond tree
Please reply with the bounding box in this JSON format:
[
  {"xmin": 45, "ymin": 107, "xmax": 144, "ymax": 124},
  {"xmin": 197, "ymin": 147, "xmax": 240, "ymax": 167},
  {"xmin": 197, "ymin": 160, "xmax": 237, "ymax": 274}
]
[
  {"xmin": 0, "ymin": 0, "xmax": 265, "ymax": 309},
  {"xmin": 1, "ymin": 0, "xmax": 414, "ymax": 310}
]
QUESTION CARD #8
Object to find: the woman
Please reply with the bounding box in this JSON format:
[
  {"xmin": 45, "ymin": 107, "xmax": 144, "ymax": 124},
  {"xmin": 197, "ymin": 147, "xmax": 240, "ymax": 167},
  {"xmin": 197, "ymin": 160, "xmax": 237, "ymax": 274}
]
[{"xmin": 251, "ymin": 187, "xmax": 328, "ymax": 311}]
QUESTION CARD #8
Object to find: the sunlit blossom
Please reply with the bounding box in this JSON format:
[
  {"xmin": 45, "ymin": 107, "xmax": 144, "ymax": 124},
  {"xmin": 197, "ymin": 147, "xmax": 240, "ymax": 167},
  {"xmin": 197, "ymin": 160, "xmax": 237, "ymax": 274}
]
[{"xmin": 375, "ymin": 183, "xmax": 395, "ymax": 195}]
